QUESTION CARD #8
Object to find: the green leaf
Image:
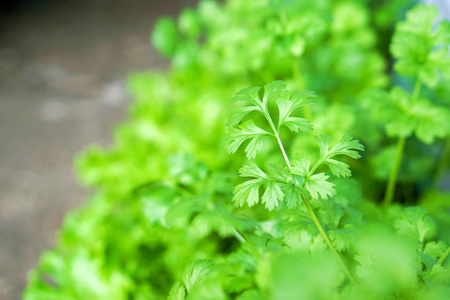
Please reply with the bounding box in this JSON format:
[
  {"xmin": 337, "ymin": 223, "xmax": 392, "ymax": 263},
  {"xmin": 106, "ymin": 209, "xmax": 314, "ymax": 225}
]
[
  {"xmin": 413, "ymin": 101, "xmax": 450, "ymax": 144},
  {"xmin": 290, "ymin": 155, "xmax": 311, "ymax": 177},
  {"xmin": 424, "ymin": 241, "xmax": 448, "ymax": 260},
  {"xmin": 390, "ymin": 4, "xmax": 450, "ymax": 87},
  {"xmin": 329, "ymin": 135, "xmax": 364, "ymax": 159},
  {"xmin": 419, "ymin": 252, "xmax": 437, "ymax": 270},
  {"xmin": 182, "ymin": 259, "xmax": 213, "ymax": 292},
  {"xmin": 262, "ymin": 182, "xmax": 284, "ymax": 211},
  {"xmin": 282, "ymin": 183, "xmax": 306, "ymax": 209},
  {"xmin": 314, "ymin": 135, "xmax": 364, "ymax": 178},
  {"xmin": 231, "ymin": 86, "xmax": 263, "ymax": 109},
  {"xmin": 261, "ymin": 81, "xmax": 287, "ymax": 106},
  {"xmin": 224, "ymin": 120, "xmax": 271, "ymax": 158},
  {"xmin": 151, "ymin": 18, "xmax": 180, "ymax": 57},
  {"xmin": 280, "ymin": 116, "xmax": 313, "ymax": 133},
  {"xmin": 316, "ymin": 135, "xmax": 364, "ymax": 160},
  {"xmin": 423, "ymin": 264, "xmax": 448, "ymax": 283},
  {"xmin": 393, "ymin": 207, "xmax": 436, "ymax": 242},
  {"xmin": 435, "ymin": 20, "xmax": 450, "ymax": 46},
  {"xmin": 328, "ymin": 228, "xmax": 355, "ymax": 252},
  {"xmin": 168, "ymin": 282, "xmax": 186, "ymax": 300},
  {"xmin": 245, "ymin": 136, "xmax": 265, "ymax": 160},
  {"xmin": 384, "ymin": 88, "xmax": 415, "ymax": 138},
  {"xmin": 361, "ymin": 88, "xmax": 393, "ymax": 123},
  {"xmin": 364, "ymin": 87, "xmax": 449, "ymax": 143},
  {"xmin": 305, "ymin": 173, "xmax": 335, "ymax": 199},
  {"xmin": 227, "ymin": 106, "xmax": 260, "ymax": 127},
  {"xmin": 233, "ymin": 179, "xmax": 264, "ymax": 208},
  {"xmin": 166, "ymin": 153, "xmax": 208, "ymax": 186},
  {"xmin": 400, "ymin": 4, "xmax": 438, "ymax": 33},
  {"xmin": 323, "ymin": 159, "xmax": 351, "ymax": 178},
  {"xmin": 227, "ymin": 86, "xmax": 263, "ymax": 127},
  {"xmin": 239, "ymin": 162, "xmax": 269, "ymax": 179},
  {"xmin": 165, "ymin": 196, "xmax": 206, "ymax": 228},
  {"xmin": 267, "ymin": 163, "xmax": 292, "ymax": 183},
  {"xmin": 178, "ymin": 9, "xmax": 201, "ymax": 38},
  {"xmin": 277, "ymin": 90, "xmax": 315, "ymax": 132},
  {"xmin": 233, "ymin": 162, "xmax": 286, "ymax": 209}
]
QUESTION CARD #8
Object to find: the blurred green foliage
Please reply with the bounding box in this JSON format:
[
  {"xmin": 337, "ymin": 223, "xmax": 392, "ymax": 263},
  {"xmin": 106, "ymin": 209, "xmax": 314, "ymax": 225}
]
[{"xmin": 24, "ymin": 0, "xmax": 450, "ymax": 299}]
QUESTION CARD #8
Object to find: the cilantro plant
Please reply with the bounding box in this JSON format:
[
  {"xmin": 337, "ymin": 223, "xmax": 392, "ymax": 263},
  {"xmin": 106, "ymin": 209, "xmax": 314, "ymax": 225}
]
[
  {"xmin": 363, "ymin": 4, "xmax": 450, "ymax": 205},
  {"xmin": 224, "ymin": 81, "xmax": 363, "ymax": 282},
  {"xmin": 24, "ymin": 1, "xmax": 449, "ymax": 300}
]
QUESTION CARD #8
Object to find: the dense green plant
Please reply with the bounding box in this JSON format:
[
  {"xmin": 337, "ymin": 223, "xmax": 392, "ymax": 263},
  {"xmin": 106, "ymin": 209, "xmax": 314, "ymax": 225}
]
[
  {"xmin": 363, "ymin": 4, "xmax": 450, "ymax": 206},
  {"xmin": 25, "ymin": 1, "xmax": 449, "ymax": 299},
  {"xmin": 224, "ymin": 81, "xmax": 364, "ymax": 284}
]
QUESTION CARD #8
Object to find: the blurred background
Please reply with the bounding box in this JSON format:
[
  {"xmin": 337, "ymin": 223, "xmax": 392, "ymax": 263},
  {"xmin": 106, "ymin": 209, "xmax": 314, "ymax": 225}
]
[
  {"xmin": 1, "ymin": 0, "xmax": 449, "ymax": 299},
  {"xmin": 0, "ymin": 0, "xmax": 196, "ymax": 298}
]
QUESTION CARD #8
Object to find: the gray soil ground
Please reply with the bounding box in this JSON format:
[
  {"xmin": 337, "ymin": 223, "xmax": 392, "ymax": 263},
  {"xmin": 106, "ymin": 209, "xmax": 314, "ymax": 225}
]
[{"xmin": 0, "ymin": 0, "xmax": 195, "ymax": 298}]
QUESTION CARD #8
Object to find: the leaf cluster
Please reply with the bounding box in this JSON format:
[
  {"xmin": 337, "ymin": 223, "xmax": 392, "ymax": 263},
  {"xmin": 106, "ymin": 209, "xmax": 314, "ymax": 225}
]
[
  {"xmin": 24, "ymin": 1, "xmax": 450, "ymax": 300},
  {"xmin": 391, "ymin": 4, "xmax": 450, "ymax": 87},
  {"xmin": 225, "ymin": 82, "xmax": 363, "ymax": 212}
]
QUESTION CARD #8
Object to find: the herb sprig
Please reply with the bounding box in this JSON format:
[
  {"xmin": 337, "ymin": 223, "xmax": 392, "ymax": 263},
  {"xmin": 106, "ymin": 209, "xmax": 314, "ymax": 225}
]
[{"xmin": 225, "ymin": 81, "xmax": 363, "ymax": 283}]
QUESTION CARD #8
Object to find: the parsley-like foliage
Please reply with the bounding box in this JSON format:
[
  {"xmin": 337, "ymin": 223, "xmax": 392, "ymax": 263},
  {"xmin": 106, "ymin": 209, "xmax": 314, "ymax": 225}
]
[{"xmin": 225, "ymin": 81, "xmax": 363, "ymax": 282}]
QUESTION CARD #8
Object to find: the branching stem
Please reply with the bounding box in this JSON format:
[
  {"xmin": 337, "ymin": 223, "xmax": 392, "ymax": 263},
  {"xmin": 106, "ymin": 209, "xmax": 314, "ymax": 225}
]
[
  {"xmin": 307, "ymin": 158, "xmax": 323, "ymax": 179},
  {"xmin": 264, "ymin": 109, "xmax": 292, "ymax": 169},
  {"xmin": 263, "ymin": 108, "xmax": 356, "ymax": 284}
]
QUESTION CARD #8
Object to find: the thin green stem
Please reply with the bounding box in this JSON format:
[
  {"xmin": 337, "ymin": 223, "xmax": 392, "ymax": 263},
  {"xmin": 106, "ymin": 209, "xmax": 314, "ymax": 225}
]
[
  {"xmin": 265, "ymin": 113, "xmax": 356, "ymax": 284},
  {"xmin": 276, "ymin": 134, "xmax": 292, "ymax": 168},
  {"xmin": 232, "ymin": 228, "xmax": 247, "ymax": 244},
  {"xmin": 432, "ymin": 137, "xmax": 450, "ymax": 190},
  {"xmin": 437, "ymin": 247, "xmax": 450, "ymax": 265},
  {"xmin": 263, "ymin": 109, "xmax": 292, "ymax": 170},
  {"xmin": 301, "ymin": 193, "xmax": 356, "ymax": 284},
  {"xmin": 383, "ymin": 136, "xmax": 406, "ymax": 206},
  {"xmin": 307, "ymin": 158, "xmax": 324, "ymax": 179},
  {"xmin": 411, "ymin": 78, "xmax": 422, "ymax": 105},
  {"xmin": 383, "ymin": 78, "xmax": 421, "ymax": 206}
]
